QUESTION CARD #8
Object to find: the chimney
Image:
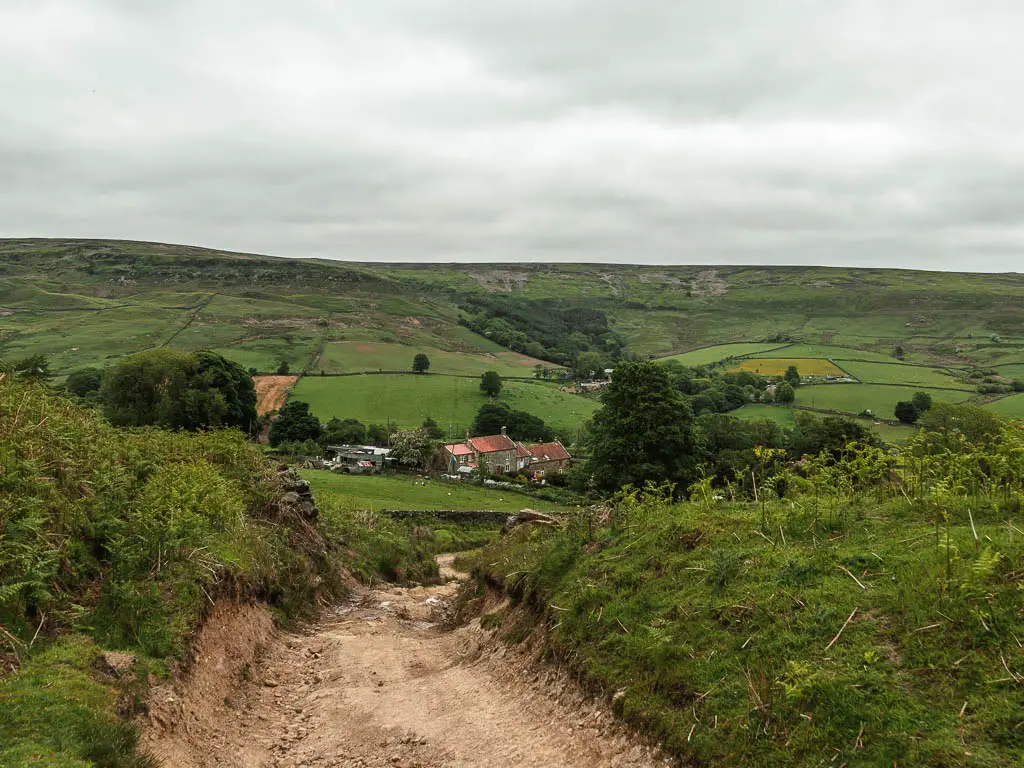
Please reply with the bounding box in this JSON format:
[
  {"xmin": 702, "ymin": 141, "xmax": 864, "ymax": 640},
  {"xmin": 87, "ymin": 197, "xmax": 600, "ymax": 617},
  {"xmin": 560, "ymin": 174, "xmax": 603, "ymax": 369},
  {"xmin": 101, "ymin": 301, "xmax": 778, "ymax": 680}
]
[
  {"xmin": 465, "ymin": 429, "xmax": 471, "ymax": 442},
  {"xmin": 501, "ymin": 426, "xmax": 507, "ymax": 436}
]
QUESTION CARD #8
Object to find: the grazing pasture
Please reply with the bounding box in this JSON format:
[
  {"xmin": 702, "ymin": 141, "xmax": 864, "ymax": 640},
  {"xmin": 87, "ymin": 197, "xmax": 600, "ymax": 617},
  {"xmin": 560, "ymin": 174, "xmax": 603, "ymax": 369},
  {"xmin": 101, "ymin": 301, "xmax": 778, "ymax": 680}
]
[
  {"xmin": 836, "ymin": 360, "xmax": 968, "ymax": 389},
  {"xmin": 292, "ymin": 374, "xmax": 598, "ymax": 435},
  {"xmin": 984, "ymin": 393, "xmax": 1024, "ymax": 418},
  {"xmin": 302, "ymin": 470, "xmax": 570, "ymax": 514},
  {"xmin": 657, "ymin": 342, "xmax": 790, "ymax": 366},
  {"xmin": 795, "ymin": 383, "xmax": 972, "ymax": 418},
  {"xmin": 318, "ymin": 341, "xmax": 545, "ymax": 377}
]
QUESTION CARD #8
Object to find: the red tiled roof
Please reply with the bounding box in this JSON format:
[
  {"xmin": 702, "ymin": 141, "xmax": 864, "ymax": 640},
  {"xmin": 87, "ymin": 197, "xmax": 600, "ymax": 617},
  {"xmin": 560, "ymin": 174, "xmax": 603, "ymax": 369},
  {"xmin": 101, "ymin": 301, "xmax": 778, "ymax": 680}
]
[
  {"xmin": 527, "ymin": 441, "xmax": 571, "ymax": 462},
  {"xmin": 515, "ymin": 441, "xmax": 531, "ymax": 458},
  {"xmin": 444, "ymin": 443, "xmax": 474, "ymax": 457},
  {"xmin": 468, "ymin": 434, "xmax": 517, "ymax": 454}
]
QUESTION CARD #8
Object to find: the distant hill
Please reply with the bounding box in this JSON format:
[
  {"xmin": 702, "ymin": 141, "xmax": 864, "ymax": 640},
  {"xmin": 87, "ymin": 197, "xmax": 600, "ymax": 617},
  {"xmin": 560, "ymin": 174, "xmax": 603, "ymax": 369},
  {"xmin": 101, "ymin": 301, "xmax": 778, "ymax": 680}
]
[{"xmin": 2, "ymin": 237, "xmax": 1023, "ymax": 428}]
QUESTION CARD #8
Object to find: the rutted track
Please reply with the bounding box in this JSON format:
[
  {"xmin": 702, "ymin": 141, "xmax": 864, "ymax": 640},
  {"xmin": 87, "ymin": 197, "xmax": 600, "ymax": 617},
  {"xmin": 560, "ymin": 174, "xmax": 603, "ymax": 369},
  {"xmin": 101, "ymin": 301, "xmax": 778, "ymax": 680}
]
[{"xmin": 142, "ymin": 556, "xmax": 668, "ymax": 767}]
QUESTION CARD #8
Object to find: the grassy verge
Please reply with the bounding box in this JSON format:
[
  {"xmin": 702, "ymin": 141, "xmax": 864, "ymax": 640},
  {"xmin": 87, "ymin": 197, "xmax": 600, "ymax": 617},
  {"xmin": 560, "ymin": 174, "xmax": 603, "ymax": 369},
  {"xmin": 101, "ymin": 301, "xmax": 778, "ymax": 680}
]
[
  {"xmin": 0, "ymin": 375, "xmax": 345, "ymax": 766},
  {"xmin": 463, "ymin": 487, "xmax": 1024, "ymax": 766},
  {"xmin": 300, "ymin": 470, "xmax": 572, "ymax": 515}
]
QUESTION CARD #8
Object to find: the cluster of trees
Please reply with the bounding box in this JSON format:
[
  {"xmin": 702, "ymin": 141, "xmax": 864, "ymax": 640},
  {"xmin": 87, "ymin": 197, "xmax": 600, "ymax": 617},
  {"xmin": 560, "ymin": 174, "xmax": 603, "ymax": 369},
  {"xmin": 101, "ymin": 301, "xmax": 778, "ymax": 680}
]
[
  {"xmin": 267, "ymin": 402, "xmax": 452, "ymax": 451},
  {"xmin": 661, "ymin": 360, "xmax": 776, "ymax": 415},
  {"xmin": 458, "ymin": 295, "xmax": 626, "ymax": 368},
  {"xmin": 472, "ymin": 402, "xmax": 554, "ymax": 442},
  {"xmin": 894, "ymin": 391, "xmax": 934, "ymax": 424},
  {"xmin": 579, "ymin": 361, "xmax": 882, "ymax": 495},
  {"xmin": 44, "ymin": 350, "xmax": 259, "ymax": 432}
]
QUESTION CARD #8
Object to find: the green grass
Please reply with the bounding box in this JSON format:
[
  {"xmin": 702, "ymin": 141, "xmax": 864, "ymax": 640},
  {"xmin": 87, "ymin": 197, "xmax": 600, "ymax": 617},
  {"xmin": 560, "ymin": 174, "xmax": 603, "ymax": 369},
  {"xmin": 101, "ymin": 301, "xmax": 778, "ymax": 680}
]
[
  {"xmin": 0, "ymin": 637, "xmax": 157, "ymax": 768},
  {"xmin": 731, "ymin": 403, "xmax": 797, "ymax": 427},
  {"xmin": 210, "ymin": 330, "xmax": 323, "ymax": 373},
  {"xmin": 302, "ymin": 470, "xmax": 571, "ymax": 514},
  {"xmin": 837, "ymin": 360, "xmax": 969, "ymax": 389},
  {"xmin": 317, "ymin": 341, "xmax": 546, "ymax": 377},
  {"xmin": 984, "ymin": 393, "xmax": 1024, "ymax": 418},
  {"xmin": 292, "ymin": 374, "xmax": 599, "ymax": 435},
  {"xmin": 795, "ymin": 383, "xmax": 973, "ymax": 418},
  {"xmin": 993, "ymin": 364, "xmax": 1024, "ymax": 381},
  {"xmin": 657, "ymin": 343, "xmax": 791, "ymax": 366},
  {"xmin": 465, "ymin": 487, "xmax": 1024, "ymax": 766},
  {"xmin": 754, "ymin": 343, "xmax": 901, "ymax": 362},
  {"xmin": 731, "ymin": 404, "xmax": 918, "ymax": 442}
]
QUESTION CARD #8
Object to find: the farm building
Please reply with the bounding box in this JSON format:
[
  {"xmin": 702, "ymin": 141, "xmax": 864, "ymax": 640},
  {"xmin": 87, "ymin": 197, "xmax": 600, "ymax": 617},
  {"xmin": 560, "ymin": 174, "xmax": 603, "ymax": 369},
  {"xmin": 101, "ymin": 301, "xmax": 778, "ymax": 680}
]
[
  {"xmin": 441, "ymin": 429, "xmax": 572, "ymax": 477},
  {"xmin": 525, "ymin": 441, "xmax": 572, "ymax": 476}
]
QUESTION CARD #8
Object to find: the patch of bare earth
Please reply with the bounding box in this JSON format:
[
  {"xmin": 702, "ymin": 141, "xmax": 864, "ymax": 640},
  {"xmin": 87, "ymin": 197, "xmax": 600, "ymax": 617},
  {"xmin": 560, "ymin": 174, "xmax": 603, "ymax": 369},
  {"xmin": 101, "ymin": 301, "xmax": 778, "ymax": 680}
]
[
  {"xmin": 142, "ymin": 557, "xmax": 669, "ymax": 768},
  {"xmin": 689, "ymin": 270, "xmax": 728, "ymax": 298},
  {"xmin": 254, "ymin": 375, "xmax": 299, "ymax": 415}
]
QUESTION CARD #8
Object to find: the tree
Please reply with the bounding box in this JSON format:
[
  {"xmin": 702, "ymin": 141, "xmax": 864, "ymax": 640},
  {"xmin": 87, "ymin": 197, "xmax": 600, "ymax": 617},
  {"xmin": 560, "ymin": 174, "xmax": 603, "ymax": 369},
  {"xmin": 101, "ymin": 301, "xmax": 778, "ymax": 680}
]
[
  {"xmin": 480, "ymin": 370, "xmax": 503, "ymax": 397},
  {"xmin": 389, "ymin": 428, "xmax": 436, "ymax": 470},
  {"xmin": 893, "ymin": 345, "xmax": 905, "ymax": 360},
  {"xmin": 585, "ymin": 361, "xmax": 697, "ymax": 492},
  {"xmin": 911, "ymin": 391, "xmax": 933, "ymax": 413},
  {"xmin": 322, "ymin": 417, "xmax": 366, "ymax": 445},
  {"xmin": 65, "ymin": 367, "xmax": 104, "ymax": 398},
  {"xmin": 525, "ymin": 341, "xmax": 546, "ymax": 359},
  {"xmin": 421, "ymin": 416, "xmax": 444, "ymax": 439},
  {"xmin": 472, "ymin": 402, "xmax": 554, "ymax": 442},
  {"xmin": 790, "ymin": 412, "xmax": 875, "ymax": 457},
  {"xmin": 277, "ymin": 361, "xmax": 290, "ymax": 375},
  {"xmin": 784, "ymin": 366, "xmax": 801, "ymax": 387},
  {"xmin": 917, "ymin": 402, "xmax": 1002, "ymax": 446},
  {"xmin": 268, "ymin": 400, "xmax": 323, "ymax": 446},
  {"xmin": 894, "ymin": 401, "xmax": 919, "ymax": 424},
  {"xmin": 193, "ymin": 351, "xmax": 258, "ymax": 431},
  {"xmin": 3, "ymin": 354, "xmax": 51, "ymax": 379},
  {"xmin": 102, "ymin": 350, "xmax": 256, "ymax": 431},
  {"xmin": 574, "ymin": 350, "xmax": 603, "ymax": 380},
  {"xmin": 412, "ymin": 353, "xmax": 431, "ymax": 373},
  {"xmin": 774, "ymin": 382, "xmax": 795, "ymax": 404},
  {"xmin": 366, "ymin": 423, "xmax": 390, "ymax": 445}
]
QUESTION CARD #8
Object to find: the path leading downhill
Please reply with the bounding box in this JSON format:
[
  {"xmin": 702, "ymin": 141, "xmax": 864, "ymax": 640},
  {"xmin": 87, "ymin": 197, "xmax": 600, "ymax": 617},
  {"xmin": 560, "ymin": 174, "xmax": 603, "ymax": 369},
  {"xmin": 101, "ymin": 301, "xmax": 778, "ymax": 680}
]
[{"xmin": 144, "ymin": 555, "xmax": 667, "ymax": 768}]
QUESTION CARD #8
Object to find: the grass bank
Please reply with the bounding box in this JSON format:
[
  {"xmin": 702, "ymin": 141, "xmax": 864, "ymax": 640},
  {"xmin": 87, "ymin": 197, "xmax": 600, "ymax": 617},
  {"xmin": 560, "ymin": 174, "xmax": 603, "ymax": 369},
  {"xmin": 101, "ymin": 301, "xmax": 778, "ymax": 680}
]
[{"xmin": 463, "ymin": 486, "xmax": 1024, "ymax": 766}]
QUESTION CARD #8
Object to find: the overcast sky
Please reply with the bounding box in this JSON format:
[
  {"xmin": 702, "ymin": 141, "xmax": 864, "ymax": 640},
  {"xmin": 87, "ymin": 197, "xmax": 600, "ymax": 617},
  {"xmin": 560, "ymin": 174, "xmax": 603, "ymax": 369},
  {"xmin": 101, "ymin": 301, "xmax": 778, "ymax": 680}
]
[{"xmin": 2, "ymin": 1, "xmax": 1023, "ymax": 271}]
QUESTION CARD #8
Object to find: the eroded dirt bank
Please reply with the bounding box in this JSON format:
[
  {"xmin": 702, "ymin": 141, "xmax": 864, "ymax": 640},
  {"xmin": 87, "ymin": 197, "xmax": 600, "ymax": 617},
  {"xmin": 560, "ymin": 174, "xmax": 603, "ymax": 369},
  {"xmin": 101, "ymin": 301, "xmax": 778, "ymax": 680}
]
[{"xmin": 142, "ymin": 555, "xmax": 668, "ymax": 767}]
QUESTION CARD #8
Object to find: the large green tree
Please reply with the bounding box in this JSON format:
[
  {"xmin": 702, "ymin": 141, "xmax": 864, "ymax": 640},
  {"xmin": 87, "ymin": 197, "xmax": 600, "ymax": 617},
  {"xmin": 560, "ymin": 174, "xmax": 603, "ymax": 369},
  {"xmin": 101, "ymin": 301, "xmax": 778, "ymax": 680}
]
[
  {"xmin": 585, "ymin": 361, "xmax": 697, "ymax": 492},
  {"xmin": 102, "ymin": 350, "xmax": 256, "ymax": 431},
  {"xmin": 480, "ymin": 370, "xmax": 503, "ymax": 397},
  {"xmin": 412, "ymin": 353, "xmax": 431, "ymax": 373},
  {"xmin": 268, "ymin": 400, "xmax": 323, "ymax": 446},
  {"xmin": 574, "ymin": 350, "xmax": 604, "ymax": 380},
  {"xmin": 65, "ymin": 367, "xmax": 104, "ymax": 399},
  {"xmin": 322, "ymin": 417, "xmax": 366, "ymax": 445},
  {"xmin": 472, "ymin": 402, "xmax": 554, "ymax": 442}
]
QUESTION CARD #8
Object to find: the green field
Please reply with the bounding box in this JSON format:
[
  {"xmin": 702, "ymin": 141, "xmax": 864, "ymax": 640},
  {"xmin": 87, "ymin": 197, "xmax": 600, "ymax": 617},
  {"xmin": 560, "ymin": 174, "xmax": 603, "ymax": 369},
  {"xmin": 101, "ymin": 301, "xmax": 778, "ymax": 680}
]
[
  {"xmin": 657, "ymin": 343, "xmax": 790, "ymax": 366},
  {"xmin": 795, "ymin": 383, "xmax": 973, "ymax": 418},
  {"xmin": 317, "ymin": 341, "xmax": 546, "ymax": 377},
  {"xmin": 836, "ymin": 360, "xmax": 968, "ymax": 389},
  {"xmin": 984, "ymin": 393, "xmax": 1024, "ymax": 418},
  {"xmin": 302, "ymin": 470, "xmax": 570, "ymax": 514},
  {"xmin": 753, "ymin": 343, "xmax": 901, "ymax": 362},
  {"xmin": 994, "ymin": 364, "xmax": 1024, "ymax": 381},
  {"xmin": 731, "ymin": 403, "xmax": 797, "ymax": 427},
  {"xmin": 292, "ymin": 374, "xmax": 599, "ymax": 435},
  {"xmin": 731, "ymin": 403, "xmax": 918, "ymax": 442}
]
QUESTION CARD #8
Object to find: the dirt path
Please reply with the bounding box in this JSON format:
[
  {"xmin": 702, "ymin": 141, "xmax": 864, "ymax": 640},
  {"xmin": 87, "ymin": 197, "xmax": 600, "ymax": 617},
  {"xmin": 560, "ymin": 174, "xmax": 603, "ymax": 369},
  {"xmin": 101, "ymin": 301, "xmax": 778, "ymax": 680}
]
[
  {"xmin": 144, "ymin": 555, "xmax": 668, "ymax": 768},
  {"xmin": 253, "ymin": 375, "xmax": 299, "ymax": 415}
]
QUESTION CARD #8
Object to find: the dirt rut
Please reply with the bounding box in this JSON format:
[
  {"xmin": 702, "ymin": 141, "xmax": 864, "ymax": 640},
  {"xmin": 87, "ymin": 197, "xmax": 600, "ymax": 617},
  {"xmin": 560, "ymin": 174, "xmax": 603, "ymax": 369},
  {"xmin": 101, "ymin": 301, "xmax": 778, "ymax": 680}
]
[{"xmin": 143, "ymin": 555, "xmax": 668, "ymax": 767}]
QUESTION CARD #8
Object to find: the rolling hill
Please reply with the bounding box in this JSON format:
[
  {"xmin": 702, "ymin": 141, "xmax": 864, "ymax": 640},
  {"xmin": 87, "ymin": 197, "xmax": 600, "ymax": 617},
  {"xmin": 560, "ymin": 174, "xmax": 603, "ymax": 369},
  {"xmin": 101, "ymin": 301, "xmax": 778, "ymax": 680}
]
[{"xmin": 2, "ymin": 238, "xmax": 1022, "ymax": 430}]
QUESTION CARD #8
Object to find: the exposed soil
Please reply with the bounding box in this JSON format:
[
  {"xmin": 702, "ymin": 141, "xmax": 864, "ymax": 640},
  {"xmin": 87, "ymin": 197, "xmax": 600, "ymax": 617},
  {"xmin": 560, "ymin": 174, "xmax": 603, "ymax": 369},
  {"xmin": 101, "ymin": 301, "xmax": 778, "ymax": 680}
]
[
  {"xmin": 254, "ymin": 375, "xmax": 299, "ymax": 415},
  {"xmin": 142, "ymin": 555, "xmax": 668, "ymax": 767}
]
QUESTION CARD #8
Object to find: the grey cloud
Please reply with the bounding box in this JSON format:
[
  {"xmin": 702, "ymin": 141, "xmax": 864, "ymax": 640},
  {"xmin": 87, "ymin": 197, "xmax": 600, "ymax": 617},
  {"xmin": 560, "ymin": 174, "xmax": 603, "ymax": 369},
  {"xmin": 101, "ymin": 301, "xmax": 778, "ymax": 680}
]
[{"xmin": 1, "ymin": 0, "xmax": 1023, "ymax": 271}]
